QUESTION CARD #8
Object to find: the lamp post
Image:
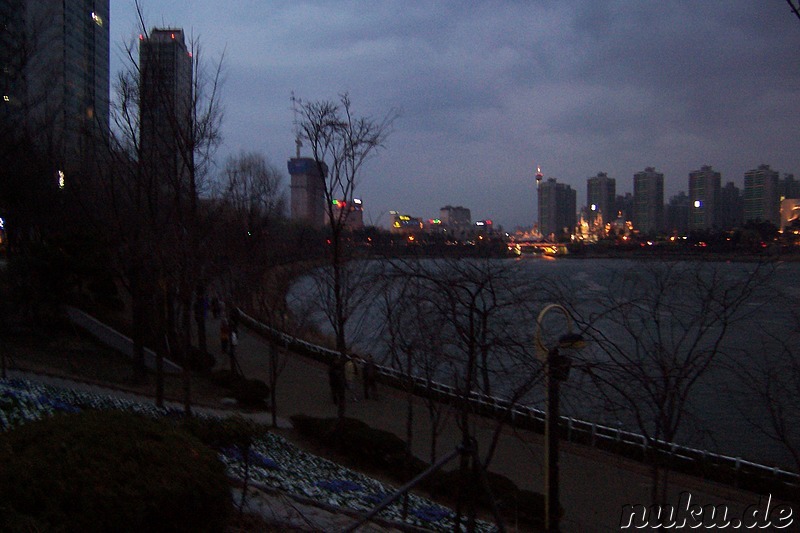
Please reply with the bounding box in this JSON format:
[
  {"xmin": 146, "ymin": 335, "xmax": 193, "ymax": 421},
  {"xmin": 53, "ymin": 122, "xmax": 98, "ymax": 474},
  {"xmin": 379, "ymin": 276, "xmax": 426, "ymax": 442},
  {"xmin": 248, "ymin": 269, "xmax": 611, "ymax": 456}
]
[{"xmin": 535, "ymin": 304, "xmax": 586, "ymax": 533}]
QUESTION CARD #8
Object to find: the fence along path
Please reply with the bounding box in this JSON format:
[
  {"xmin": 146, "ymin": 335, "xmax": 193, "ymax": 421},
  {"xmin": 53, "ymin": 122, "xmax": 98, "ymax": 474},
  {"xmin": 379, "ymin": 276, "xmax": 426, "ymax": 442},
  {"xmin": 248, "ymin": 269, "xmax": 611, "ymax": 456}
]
[{"xmin": 229, "ymin": 310, "xmax": 789, "ymax": 532}]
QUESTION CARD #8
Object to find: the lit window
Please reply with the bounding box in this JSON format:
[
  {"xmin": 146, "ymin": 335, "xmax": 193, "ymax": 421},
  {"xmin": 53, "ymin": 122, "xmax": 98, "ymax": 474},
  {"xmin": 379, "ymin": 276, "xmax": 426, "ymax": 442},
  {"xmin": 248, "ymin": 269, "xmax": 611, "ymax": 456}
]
[
  {"xmin": 694, "ymin": 200, "xmax": 702, "ymax": 208},
  {"xmin": 91, "ymin": 12, "xmax": 103, "ymax": 27},
  {"xmin": 2, "ymin": 95, "xmax": 9, "ymax": 102}
]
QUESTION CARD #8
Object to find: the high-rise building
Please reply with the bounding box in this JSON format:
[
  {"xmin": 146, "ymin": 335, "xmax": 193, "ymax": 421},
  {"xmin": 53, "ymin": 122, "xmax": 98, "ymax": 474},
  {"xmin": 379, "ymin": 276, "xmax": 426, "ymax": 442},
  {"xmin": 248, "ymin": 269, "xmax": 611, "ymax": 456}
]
[
  {"xmin": 140, "ymin": 28, "xmax": 192, "ymax": 187},
  {"xmin": 688, "ymin": 165, "xmax": 721, "ymax": 231},
  {"xmin": 780, "ymin": 173, "xmax": 800, "ymax": 200},
  {"xmin": 538, "ymin": 178, "xmax": 576, "ymax": 240},
  {"xmin": 0, "ymin": 0, "xmax": 25, "ymax": 131},
  {"xmin": 439, "ymin": 205, "xmax": 471, "ymax": 236},
  {"xmin": 633, "ymin": 167, "xmax": 664, "ymax": 234},
  {"xmin": 614, "ymin": 192, "xmax": 634, "ymax": 223},
  {"xmin": 288, "ymin": 157, "xmax": 327, "ymax": 227},
  {"xmin": 2, "ymin": 0, "xmax": 109, "ymax": 171},
  {"xmin": 744, "ymin": 164, "xmax": 780, "ymax": 226},
  {"xmin": 718, "ymin": 181, "xmax": 743, "ymax": 231},
  {"xmin": 330, "ymin": 198, "xmax": 364, "ymax": 231},
  {"xmin": 666, "ymin": 191, "xmax": 690, "ymax": 235},
  {"xmin": 586, "ymin": 172, "xmax": 615, "ymax": 228}
]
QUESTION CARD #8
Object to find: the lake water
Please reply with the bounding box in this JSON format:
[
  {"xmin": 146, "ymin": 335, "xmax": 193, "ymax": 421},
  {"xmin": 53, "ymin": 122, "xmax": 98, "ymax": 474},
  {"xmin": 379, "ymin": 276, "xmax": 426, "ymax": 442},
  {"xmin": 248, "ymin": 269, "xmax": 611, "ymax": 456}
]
[{"xmin": 288, "ymin": 257, "xmax": 800, "ymax": 470}]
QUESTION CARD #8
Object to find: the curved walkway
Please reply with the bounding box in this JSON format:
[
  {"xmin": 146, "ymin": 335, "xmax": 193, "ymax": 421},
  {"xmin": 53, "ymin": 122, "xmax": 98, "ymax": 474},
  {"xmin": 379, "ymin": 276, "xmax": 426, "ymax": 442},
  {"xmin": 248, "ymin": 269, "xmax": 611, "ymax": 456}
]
[{"xmin": 220, "ymin": 316, "xmax": 784, "ymax": 532}]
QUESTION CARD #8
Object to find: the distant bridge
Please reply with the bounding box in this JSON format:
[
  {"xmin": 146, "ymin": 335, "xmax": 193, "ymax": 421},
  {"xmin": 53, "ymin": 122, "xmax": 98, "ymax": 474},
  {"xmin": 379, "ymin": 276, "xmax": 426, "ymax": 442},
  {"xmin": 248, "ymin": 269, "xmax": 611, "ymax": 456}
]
[{"xmin": 507, "ymin": 241, "xmax": 569, "ymax": 256}]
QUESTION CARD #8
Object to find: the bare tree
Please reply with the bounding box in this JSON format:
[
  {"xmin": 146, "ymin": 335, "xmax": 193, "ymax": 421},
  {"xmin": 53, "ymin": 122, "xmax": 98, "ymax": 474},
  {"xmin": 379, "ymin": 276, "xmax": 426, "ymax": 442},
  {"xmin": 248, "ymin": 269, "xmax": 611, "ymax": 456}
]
[
  {"xmin": 81, "ymin": 2, "xmax": 224, "ymax": 411},
  {"xmin": 725, "ymin": 288, "xmax": 800, "ymax": 473},
  {"xmin": 380, "ymin": 257, "xmax": 547, "ymax": 531},
  {"xmin": 295, "ymin": 93, "xmax": 397, "ymax": 422},
  {"xmin": 552, "ymin": 260, "xmax": 774, "ymax": 504}
]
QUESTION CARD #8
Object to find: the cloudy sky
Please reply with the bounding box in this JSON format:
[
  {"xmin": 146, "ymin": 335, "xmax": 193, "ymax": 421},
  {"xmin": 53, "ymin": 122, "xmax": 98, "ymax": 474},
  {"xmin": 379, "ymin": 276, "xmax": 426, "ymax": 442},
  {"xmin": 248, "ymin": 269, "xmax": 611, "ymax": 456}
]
[{"xmin": 111, "ymin": 1, "xmax": 800, "ymax": 230}]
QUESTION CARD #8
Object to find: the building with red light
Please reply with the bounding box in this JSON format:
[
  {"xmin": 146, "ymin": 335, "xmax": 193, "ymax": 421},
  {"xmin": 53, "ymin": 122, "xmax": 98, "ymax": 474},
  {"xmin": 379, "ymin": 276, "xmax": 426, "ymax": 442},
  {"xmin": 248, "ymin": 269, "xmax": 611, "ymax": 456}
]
[
  {"xmin": 140, "ymin": 28, "xmax": 192, "ymax": 189},
  {"xmin": 330, "ymin": 198, "xmax": 364, "ymax": 231}
]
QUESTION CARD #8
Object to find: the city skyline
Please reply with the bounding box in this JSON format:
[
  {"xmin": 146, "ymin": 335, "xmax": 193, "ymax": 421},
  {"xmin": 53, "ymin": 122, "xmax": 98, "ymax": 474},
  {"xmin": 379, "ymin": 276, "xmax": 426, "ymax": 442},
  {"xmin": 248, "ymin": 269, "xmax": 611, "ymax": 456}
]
[{"xmin": 111, "ymin": 1, "xmax": 800, "ymax": 229}]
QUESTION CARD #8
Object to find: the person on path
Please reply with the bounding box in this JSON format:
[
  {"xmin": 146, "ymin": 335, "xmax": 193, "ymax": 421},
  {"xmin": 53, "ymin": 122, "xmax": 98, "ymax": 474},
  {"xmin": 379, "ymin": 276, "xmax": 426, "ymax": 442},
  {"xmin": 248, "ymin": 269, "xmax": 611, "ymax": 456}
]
[
  {"xmin": 344, "ymin": 356, "xmax": 359, "ymax": 402},
  {"xmin": 229, "ymin": 326, "xmax": 239, "ymax": 374},
  {"xmin": 362, "ymin": 355, "xmax": 377, "ymax": 400}
]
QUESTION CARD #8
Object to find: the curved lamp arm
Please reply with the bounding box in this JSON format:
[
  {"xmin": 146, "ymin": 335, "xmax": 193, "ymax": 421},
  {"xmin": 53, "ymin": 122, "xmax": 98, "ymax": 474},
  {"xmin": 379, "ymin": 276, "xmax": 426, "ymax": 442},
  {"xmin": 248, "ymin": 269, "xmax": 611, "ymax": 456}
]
[{"xmin": 535, "ymin": 303, "xmax": 574, "ymax": 361}]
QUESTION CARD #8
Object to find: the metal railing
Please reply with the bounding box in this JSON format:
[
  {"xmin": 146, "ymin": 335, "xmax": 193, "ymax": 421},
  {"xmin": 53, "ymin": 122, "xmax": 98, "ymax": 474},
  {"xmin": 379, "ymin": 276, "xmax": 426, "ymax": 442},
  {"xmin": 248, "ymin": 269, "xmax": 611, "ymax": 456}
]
[{"xmin": 237, "ymin": 309, "xmax": 799, "ymax": 498}]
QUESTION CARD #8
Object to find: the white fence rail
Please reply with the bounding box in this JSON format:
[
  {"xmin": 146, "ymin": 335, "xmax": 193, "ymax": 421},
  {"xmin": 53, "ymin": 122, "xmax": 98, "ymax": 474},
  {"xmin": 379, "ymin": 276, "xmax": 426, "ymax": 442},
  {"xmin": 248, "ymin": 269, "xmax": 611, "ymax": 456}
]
[{"xmin": 237, "ymin": 309, "xmax": 799, "ymax": 495}]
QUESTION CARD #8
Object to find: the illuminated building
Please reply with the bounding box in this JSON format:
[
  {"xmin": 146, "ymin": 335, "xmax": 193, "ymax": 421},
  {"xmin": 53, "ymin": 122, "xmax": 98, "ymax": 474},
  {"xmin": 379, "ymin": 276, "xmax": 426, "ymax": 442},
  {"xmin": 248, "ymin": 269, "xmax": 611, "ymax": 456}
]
[
  {"xmin": 633, "ymin": 167, "xmax": 664, "ymax": 234},
  {"xmin": 389, "ymin": 211, "xmax": 423, "ymax": 235},
  {"xmin": 744, "ymin": 164, "xmax": 780, "ymax": 226},
  {"xmin": 288, "ymin": 157, "xmax": 327, "ymax": 228},
  {"xmin": 140, "ymin": 28, "xmax": 192, "ymax": 189},
  {"xmin": 3, "ymin": 0, "xmax": 109, "ymax": 171},
  {"xmin": 688, "ymin": 165, "xmax": 720, "ymax": 231},
  {"xmin": 538, "ymin": 178, "xmax": 576, "ymax": 241},
  {"xmin": 329, "ymin": 198, "xmax": 364, "ymax": 231},
  {"xmin": 586, "ymin": 172, "xmax": 615, "ymax": 230},
  {"xmin": 780, "ymin": 198, "xmax": 800, "ymax": 232}
]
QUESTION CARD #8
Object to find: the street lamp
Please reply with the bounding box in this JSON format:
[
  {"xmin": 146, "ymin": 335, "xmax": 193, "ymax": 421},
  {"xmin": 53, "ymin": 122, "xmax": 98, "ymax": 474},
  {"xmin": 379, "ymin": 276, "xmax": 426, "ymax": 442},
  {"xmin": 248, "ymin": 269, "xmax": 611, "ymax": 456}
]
[{"xmin": 535, "ymin": 304, "xmax": 586, "ymax": 533}]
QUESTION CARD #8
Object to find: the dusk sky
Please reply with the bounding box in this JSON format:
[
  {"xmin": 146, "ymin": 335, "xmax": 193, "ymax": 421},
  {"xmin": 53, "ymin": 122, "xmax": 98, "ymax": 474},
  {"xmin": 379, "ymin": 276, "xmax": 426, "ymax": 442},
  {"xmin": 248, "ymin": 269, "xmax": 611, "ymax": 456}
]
[{"xmin": 111, "ymin": 1, "xmax": 800, "ymax": 230}]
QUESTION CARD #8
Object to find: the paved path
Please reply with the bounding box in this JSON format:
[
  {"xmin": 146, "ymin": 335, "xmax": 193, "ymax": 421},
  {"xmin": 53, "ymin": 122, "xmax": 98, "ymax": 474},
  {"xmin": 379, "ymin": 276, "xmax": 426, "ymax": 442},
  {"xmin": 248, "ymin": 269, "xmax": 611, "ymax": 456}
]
[{"xmin": 217, "ymin": 317, "xmax": 780, "ymax": 532}]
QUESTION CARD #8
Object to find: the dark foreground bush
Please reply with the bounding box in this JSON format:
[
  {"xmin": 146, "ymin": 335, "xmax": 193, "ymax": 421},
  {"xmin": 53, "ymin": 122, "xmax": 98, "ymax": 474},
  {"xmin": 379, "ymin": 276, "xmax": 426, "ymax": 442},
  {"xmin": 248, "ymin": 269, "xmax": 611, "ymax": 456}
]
[
  {"xmin": 209, "ymin": 370, "xmax": 270, "ymax": 409},
  {"xmin": 232, "ymin": 378, "xmax": 271, "ymax": 408},
  {"xmin": 0, "ymin": 410, "xmax": 232, "ymax": 532}
]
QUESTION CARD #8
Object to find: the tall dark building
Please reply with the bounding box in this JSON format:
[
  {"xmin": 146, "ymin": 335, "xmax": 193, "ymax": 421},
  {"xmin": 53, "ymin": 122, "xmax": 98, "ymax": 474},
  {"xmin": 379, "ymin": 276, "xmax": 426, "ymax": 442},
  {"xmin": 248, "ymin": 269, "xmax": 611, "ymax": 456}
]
[
  {"xmin": 688, "ymin": 165, "xmax": 721, "ymax": 231},
  {"xmin": 538, "ymin": 178, "xmax": 576, "ymax": 240},
  {"xmin": 666, "ymin": 191, "xmax": 690, "ymax": 235},
  {"xmin": 586, "ymin": 172, "xmax": 615, "ymax": 227},
  {"xmin": 2, "ymin": 0, "xmax": 109, "ymax": 171},
  {"xmin": 780, "ymin": 173, "xmax": 800, "ymax": 200},
  {"xmin": 744, "ymin": 164, "xmax": 780, "ymax": 226},
  {"xmin": 633, "ymin": 167, "xmax": 664, "ymax": 234},
  {"xmin": 614, "ymin": 192, "xmax": 634, "ymax": 223},
  {"xmin": 140, "ymin": 28, "xmax": 193, "ymax": 187},
  {"xmin": 718, "ymin": 181, "xmax": 743, "ymax": 231}
]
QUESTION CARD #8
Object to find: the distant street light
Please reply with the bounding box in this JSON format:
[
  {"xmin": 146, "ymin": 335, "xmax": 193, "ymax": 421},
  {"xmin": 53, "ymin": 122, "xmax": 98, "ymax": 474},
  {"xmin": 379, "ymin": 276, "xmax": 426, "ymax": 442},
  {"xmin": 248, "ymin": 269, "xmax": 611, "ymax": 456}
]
[{"xmin": 535, "ymin": 304, "xmax": 586, "ymax": 533}]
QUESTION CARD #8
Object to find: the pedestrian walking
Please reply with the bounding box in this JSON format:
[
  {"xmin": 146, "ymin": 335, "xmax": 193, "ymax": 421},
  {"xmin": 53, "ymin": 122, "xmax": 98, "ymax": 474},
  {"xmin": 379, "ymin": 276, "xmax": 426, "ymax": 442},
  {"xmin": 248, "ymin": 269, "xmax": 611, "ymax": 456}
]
[
  {"xmin": 344, "ymin": 356, "xmax": 359, "ymax": 402},
  {"xmin": 362, "ymin": 355, "xmax": 378, "ymax": 400},
  {"xmin": 229, "ymin": 327, "xmax": 239, "ymax": 374}
]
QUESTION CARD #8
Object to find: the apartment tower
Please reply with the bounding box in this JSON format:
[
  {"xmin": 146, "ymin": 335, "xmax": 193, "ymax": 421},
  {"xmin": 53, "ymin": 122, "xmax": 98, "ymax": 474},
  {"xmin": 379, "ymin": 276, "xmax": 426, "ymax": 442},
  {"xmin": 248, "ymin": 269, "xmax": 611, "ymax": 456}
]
[
  {"xmin": 688, "ymin": 165, "xmax": 721, "ymax": 231},
  {"xmin": 633, "ymin": 167, "xmax": 664, "ymax": 234},
  {"xmin": 2, "ymin": 0, "xmax": 109, "ymax": 172},
  {"xmin": 538, "ymin": 178, "xmax": 576, "ymax": 240},
  {"xmin": 586, "ymin": 172, "xmax": 616, "ymax": 228},
  {"xmin": 744, "ymin": 164, "xmax": 781, "ymax": 227}
]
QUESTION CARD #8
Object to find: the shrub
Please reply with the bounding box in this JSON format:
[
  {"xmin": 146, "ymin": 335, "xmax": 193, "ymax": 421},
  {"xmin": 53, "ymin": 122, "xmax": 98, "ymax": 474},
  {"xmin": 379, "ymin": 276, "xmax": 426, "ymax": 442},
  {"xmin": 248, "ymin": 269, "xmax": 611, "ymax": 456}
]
[
  {"xmin": 0, "ymin": 410, "xmax": 232, "ymax": 532},
  {"xmin": 232, "ymin": 378, "xmax": 271, "ymax": 408},
  {"xmin": 189, "ymin": 346, "xmax": 216, "ymax": 373}
]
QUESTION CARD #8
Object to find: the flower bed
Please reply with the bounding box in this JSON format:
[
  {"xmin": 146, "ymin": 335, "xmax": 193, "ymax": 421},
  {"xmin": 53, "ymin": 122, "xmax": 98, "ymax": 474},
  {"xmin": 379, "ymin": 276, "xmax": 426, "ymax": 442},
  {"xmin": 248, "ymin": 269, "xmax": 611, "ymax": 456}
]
[{"xmin": 0, "ymin": 378, "xmax": 496, "ymax": 532}]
